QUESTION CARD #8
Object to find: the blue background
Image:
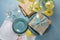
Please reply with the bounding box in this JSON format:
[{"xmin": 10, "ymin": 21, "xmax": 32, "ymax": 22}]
[{"xmin": 0, "ymin": 0, "xmax": 60, "ymax": 40}]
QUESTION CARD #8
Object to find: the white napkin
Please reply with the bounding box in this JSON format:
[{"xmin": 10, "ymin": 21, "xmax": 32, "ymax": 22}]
[{"xmin": 0, "ymin": 18, "xmax": 18, "ymax": 40}]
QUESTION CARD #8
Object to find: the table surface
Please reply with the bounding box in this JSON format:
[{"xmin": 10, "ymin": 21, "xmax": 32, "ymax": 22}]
[{"xmin": 0, "ymin": 0, "xmax": 60, "ymax": 40}]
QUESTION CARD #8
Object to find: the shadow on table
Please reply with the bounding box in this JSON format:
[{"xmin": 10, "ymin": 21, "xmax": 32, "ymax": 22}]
[{"xmin": 35, "ymin": 25, "xmax": 53, "ymax": 40}]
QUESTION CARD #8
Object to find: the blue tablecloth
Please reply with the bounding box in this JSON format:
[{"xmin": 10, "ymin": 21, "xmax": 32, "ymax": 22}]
[{"xmin": 0, "ymin": 0, "xmax": 60, "ymax": 40}]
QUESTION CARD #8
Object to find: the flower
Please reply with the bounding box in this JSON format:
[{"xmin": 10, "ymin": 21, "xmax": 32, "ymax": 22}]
[
  {"xmin": 32, "ymin": 6, "xmax": 42, "ymax": 12},
  {"xmin": 29, "ymin": 0, "xmax": 35, "ymax": 2},
  {"xmin": 33, "ymin": 2, "xmax": 42, "ymax": 12},
  {"xmin": 28, "ymin": 2, "xmax": 42, "ymax": 12},
  {"xmin": 44, "ymin": 9, "xmax": 53, "ymax": 16},
  {"xmin": 17, "ymin": 0, "xmax": 25, "ymax": 3},
  {"xmin": 28, "ymin": 5, "xmax": 33, "ymax": 11},
  {"xmin": 26, "ymin": 29, "xmax": 32, "ymax": 36},
  {"xmin": 45, "ymin": 1, "xmax": 54, "ymax": 9},
  {"xmin": 33, "ymin": 2, "xmax": 40, "ymax": 8}
]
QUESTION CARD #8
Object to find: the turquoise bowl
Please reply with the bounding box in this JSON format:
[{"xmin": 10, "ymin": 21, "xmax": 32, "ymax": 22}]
[{"xmin": 12, "ymin": 18, "xmax": 28, "ymax": 34}]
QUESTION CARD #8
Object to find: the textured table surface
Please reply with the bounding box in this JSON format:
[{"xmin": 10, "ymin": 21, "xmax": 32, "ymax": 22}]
[{"xmin": 0, "ymin": 0, "xmax": 60, "ymax": 40}]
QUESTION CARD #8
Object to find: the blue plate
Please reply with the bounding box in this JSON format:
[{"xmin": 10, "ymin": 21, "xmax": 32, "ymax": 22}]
[{"xmin": 12, "ymin": 18, "xmax": 28, "ymax": 34}]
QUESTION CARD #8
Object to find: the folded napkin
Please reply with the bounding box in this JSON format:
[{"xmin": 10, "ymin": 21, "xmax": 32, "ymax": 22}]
[
  {"xmin": 29, "ymin": 12, "xmax": 51, "ymax": 35},
  {"xmin": 19, "ymin": 0, "xmax": 35, "ymax": 17}
]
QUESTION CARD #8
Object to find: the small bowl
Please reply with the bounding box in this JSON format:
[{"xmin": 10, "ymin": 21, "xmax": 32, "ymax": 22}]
[{"xmin": 12, "ymin": 18, "xmax": 28, "ymax": 34}]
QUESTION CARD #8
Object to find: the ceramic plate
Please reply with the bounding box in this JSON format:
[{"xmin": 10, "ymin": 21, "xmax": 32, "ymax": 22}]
[{"xmin": 12, "ymin": 18, "xmax": 28, "ymax": 34}]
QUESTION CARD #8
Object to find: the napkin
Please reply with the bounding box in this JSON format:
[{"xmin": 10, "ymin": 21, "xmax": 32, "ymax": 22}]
[
  {"xmin": 0, "ymin": 18, "xmax": 18, "ymax": 40},
  {"xmin": 29, "ymin": 12, "xmax": 51, "ymax": 35},
  {"xmin": 19, "ymin": 0, "xmax": 35, "ymax": 17}
]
